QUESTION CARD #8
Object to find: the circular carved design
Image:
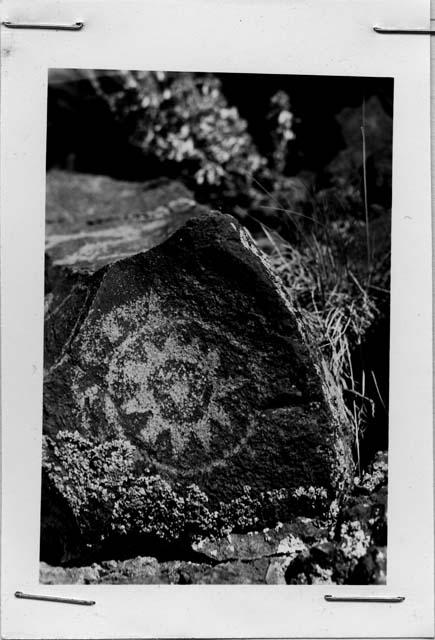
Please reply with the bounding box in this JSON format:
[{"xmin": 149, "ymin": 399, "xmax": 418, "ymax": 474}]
[{"xmin": 70, "ymin": 294, "xmax": 249, "ymax": 471}]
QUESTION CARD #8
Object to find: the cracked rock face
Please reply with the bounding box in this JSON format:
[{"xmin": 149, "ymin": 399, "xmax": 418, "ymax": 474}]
[
  {"xmin": 192, "ymin": 518, "xmax": 327, "ymax": 562},
  {"xmin": 39, "ymin": 518, "xmax": 329, "ymax": 585},
  {"xmin": 40, "ymin": 556, "xmax": 274, "ymax": 585},
  {"xmin": 44, "ymin": 210, "xmax": 353, "ymax": 505},
  {"xmin": 39, "ymin": 501, "xmax": 387, "ymax": 585}
]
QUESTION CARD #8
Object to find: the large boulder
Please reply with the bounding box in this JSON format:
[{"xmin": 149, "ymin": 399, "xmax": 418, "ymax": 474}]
[{"xmin": 44, "ymin": 210, "xmax": 353, "ymax": 507}]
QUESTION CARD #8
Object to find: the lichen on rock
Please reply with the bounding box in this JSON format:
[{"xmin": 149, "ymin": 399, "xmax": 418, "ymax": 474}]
[
  {"xmin": 44, "ymin": 212, "xmax": 353, "ymax": 507},
  {"xmin": 42, "ymin": 208, "xmax": 359, "ymax": 579}
]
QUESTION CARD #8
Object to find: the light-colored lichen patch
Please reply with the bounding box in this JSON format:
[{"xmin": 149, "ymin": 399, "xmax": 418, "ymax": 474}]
[
  {"xmin": 339, "ymin": 520, "xmax": 371, "ymax": 560},
  {"xmin": 44, "ymin": 292, "xmax": 54, "ymax": 315},
  {"xmin": 276, "ymin": 534, "xmax": 306, "ymax": 556},
  {"xmin": 265, "ymin": 557, "xmax": 292, "ymax": 584}
]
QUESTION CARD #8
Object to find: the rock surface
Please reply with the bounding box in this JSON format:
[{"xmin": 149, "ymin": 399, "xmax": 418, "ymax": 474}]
[
  {"xmin": 40, "ymin": 452, "xmax": 387, "ymax": 585},
  {"xmin": 39, "ymin": 528, "xmax": 385, "ymax": 585},
  {"xmin": 39, "ymin": 519, "xmax": 324, "ymax": 585},
  {"xmin": 46, "ymin": 170, "xmax": 206, "ymax": 272},
  {"xmin": 192, "ymin": 518, "xmax": 327, "ymax": 562},
  {"xmin": 40, "ymin": 556, "xmax": 274, "ymax": 585},
  {"xmin": 44, "ymin": 211, "xmax": 353, "ymax": 506},
  {"xmin": 39, "ymin": 470, "xmax": 83, "ymax": 565}
]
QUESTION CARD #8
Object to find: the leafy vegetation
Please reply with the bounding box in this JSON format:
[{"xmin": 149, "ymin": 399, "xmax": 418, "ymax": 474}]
[{"xmin": 88, "ymin": 70, "xmax": 295, "ymax": 216}]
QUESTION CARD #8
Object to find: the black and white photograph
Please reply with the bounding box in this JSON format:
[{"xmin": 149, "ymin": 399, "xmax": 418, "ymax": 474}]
[{"xmin": 40, "ymin": 68, "xmax": 392, "ymax": 586}]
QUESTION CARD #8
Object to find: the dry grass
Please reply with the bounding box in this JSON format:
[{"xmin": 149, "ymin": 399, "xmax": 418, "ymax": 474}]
[
  {"xmin": 256, "ymin": 221, "xmax": 377, "ymax": 476},
  {"xmin": 250, "ymin": 99, "xmax": 381, "ymax": 476}
]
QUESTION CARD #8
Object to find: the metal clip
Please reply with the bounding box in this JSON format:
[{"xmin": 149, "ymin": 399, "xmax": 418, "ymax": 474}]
[
  {"xmin": 325, "ymin": 594, "xmax": 405, "ymax": 603},
  {"xmin": 1, "ymin": 21, "xmax": 84, "ymax": 31},
  {"xmin": 15, "ymin": 591, "xmax": 95, "ymax": 606},
  {"xmin": 374, "ymin": 25, "xmax": 435, "ymax": 35}
]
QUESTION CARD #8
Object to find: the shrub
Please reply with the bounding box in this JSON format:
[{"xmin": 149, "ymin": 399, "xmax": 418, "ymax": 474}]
[{"xmin": 88, "ymin": 70, "xmax": 295, "ymax": 214}]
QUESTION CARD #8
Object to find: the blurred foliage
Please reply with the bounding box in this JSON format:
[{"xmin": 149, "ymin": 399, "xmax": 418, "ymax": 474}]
[
  {"xmin": 267, "ymin": 90, "xmax": 295, "ymax": 173},
  {"xmin": 88, "ymin": 70, "xmax": 295, "ymax": 215}
]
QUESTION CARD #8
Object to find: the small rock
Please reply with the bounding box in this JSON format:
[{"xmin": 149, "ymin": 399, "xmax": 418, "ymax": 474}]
[
  {"xmin": 265, "ymin": 557, "xmax": 293, "ymax": 584},
  {"xmin": 347, "ymin": 546, "xmax": 387, "ymax": 585},
  {"xmin": 39, "ymin": 562, "xmax": 100, "ymax": 585},
  {"xmin": 193, "ymin": 519, "xmax": 324, "ymax": 562},
  {"xmin": 161, "ymin": 558, "xmax": 270, "ymax": 585},
  {"xmin": 99, "ymin": 556, "xmax": 160, "ymax": 584}
]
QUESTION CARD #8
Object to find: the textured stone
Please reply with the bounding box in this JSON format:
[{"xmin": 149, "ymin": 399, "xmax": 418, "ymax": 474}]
[
  {"xmin": 265, "ymin": 557, "xmax": 293, "ymax": 584},
  {"xmin": 173, "ymin": 558, "xmax": 270, "ymax": 585},
  {"xmin": 40, "ymin": 562, "xmax": 101, "ymax": 585},
  {"xmin": 97, "ymin": 556, "xmax": 161, "ymax": 584},
  {"xmin": 40, "ymin": 556, "xmax": 271, "ymax": 585},
  {"xmin": 39, "ymin": 453, "xmax": 388, "ymax": 586},
  {"xmin": 46, "ymin": 170, "xmax": 206, "ymax": 272},
  {"xmin": 44, "ymin": 211, "xmax": 353, "ymax": 506},
  {"xmin": 347, "ymin": 545, "xmax": 387, "ymax": 585},
  {"xmin": 39, "ymin": 470, "xmax": 83, "ymax": 565},
  {"xmin": 192, "ymin": 519, "xmax": 325, "ymax": 562}
]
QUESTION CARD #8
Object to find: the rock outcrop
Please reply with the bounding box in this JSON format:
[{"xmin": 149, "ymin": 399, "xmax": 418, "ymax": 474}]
[
  {"xmin": 40, "ymin": 485, "xmax": 387, "ymax": 585},
  {"xmin": 40, "ymin": 556, "xmax": 275, "ymax": 585},
  {"xmin": 44, "ymin": 210, "xmax": 353, "ymax": 507},
  {"xmin": 46, "ymin": 170, "xmax": 206, "ymax": 271},
  {"xmin": 39, "ymin": 518, "xmax": 329, "ymax": 586}
]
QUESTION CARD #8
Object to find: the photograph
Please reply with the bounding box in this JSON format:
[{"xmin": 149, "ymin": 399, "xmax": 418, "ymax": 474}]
[{"xmin": 40, "ymin": 68, "xmax": 392, "ymax": 585}]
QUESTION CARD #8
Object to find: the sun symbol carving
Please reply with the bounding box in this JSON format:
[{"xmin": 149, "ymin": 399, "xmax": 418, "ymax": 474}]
[
  {"xmin": 72, "ymin": 294, "xmax": 248, "ymax": 462},
  {"xmin": 107, "ymin": 329, "xmax": 236, "ymax": 455}
]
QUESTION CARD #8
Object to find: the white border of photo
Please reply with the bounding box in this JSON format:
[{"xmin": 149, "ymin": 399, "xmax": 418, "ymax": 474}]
[{"xmin": 0, "ymin": 0, "xmax": 433, "ymax": 637}]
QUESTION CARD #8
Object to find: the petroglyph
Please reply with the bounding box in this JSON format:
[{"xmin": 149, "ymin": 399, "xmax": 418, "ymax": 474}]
[
  {"xmin": 44, "ymin": 211, "xmax": 353, "ymax": 502},
  {"xmin": 70, "ymin": 294, "xmax": 248, "ymax": 464}
]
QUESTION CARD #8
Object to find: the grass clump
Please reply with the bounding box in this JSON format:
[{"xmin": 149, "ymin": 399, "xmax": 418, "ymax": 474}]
[{"xmin": 255, "ymin": 207, "xmax": 381, "ymax": 476}]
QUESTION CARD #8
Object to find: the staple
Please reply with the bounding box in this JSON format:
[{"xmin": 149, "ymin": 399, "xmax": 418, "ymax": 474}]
[
  {"xmin": 15, "ymin": 591, "xmax": 95, "ymax": 606},
  {"xmin": 374, "ymin": 25, "xmax": 435, "ymax": 35},
  {"xmin": 325, "ymin": 594, "xmax": 405, "ymax": 603},
  {"xmin": 1, "ymin": 21, "xmax": 84, "ymax": 31}
]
